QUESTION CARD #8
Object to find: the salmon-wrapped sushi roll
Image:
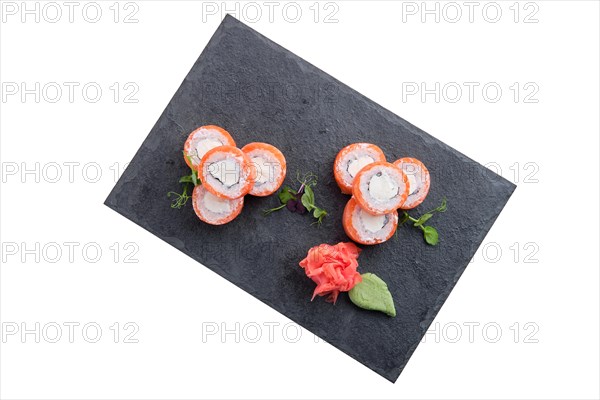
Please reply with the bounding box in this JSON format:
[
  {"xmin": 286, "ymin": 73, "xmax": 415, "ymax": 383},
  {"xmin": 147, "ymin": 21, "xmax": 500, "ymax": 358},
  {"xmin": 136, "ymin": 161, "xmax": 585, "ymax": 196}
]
[
  {"xmin": 334, "ymin": 143, "xmax": 386, "ymax": 194},
  {"xmin": 343, "ymin": 197, "xmax": 398, "ymax": 245},
  {"xmin": 393, "ymin": 158, "xmax": 431, "ymax": 210},
  {"xmin": 199, "ymin": 145, "xmax": 256, "ymax": 200},
  {"xmin": 192, "ymin": 185, "xmax": 244, "ymax": 225},
  {"xmin": 241, "ymin": 142, "xmax": 287, "ymax": 197},
  {"xmin": 352, "ymin": 162, "xmax": 409, "ymax": 215},
  {"xmin": 183, "ymin": 125, "xmax": 236, "ymax": 169}
]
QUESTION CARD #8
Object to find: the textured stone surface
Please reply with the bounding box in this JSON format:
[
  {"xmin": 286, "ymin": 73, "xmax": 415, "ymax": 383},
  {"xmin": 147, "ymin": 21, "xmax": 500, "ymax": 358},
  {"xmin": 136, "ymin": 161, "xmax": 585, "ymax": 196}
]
[{"xmin": 105, "ymin": 15, "xmax": 515, "ymax": 382}]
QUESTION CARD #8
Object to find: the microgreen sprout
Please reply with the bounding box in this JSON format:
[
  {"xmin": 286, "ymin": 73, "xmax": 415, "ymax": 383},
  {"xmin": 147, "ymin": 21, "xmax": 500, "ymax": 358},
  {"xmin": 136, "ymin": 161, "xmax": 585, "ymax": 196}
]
[
  {"xmin": 168, "ymin": 185, "xmax": 192, "ymax": 209},
  {"xmin": 264, "ymin": 172, "xmax": 328, "ymax": 225},
  {"xmin": 167, "ymin": 152, "xmax": 201, "ymax": 209},
  {"xmin": 400, "ymin": 197, "xmax": 447, "ymax": 245}
]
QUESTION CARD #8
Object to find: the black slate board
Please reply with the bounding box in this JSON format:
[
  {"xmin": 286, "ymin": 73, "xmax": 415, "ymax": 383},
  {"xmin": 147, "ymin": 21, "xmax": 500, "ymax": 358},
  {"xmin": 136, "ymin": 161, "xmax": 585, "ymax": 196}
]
[{"xmin": 105, "ymin": 15, "xmax": 515, "ymax": 382}]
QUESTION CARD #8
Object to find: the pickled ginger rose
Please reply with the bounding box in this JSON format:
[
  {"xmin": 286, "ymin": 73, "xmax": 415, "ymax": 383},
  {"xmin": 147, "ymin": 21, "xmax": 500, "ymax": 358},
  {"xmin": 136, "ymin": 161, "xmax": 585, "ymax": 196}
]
[{"xmin": 299, "ymin": 242, "xmax": 362, "ymax": 304}]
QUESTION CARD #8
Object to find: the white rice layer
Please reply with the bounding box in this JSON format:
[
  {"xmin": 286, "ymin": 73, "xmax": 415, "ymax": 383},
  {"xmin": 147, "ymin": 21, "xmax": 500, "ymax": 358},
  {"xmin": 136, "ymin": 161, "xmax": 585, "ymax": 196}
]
[
  {"xmin": 337, "ymin": 144, "xmax": 382, "ymax": 188},
  {"xmin": 188, "ymin": 128, "xmax": 231, "ymax": 166},
  {"xmin": 202, "ymin": 189, "xmax": 232, "ymax": 214},
  {"xmin": 399, "ymin": 162, "xmax": 426, "ymax": 204},
  {"xmin": 194, "ymin": 185, "xmax": 242, "ymax": 223},
  {"xmin": 351, "ymin": 202, "xmax": 398, "ymax": 244}
]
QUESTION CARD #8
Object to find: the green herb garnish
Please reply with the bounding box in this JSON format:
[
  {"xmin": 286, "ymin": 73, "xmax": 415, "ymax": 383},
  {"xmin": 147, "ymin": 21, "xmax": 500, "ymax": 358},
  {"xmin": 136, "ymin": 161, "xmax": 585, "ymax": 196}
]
[
  {"xmin": 264, "ymin": 172, "xmax": 328, "ymax": 225},
  {"xmin": 167, "ymin": 152, "xmax": 201, "ymax": 209},
  {"xmin": 400, "ymin": 197, "xmax": 447, "ymax": 245},
  {"xmin": 302, "ymin": 184, "xmax": 328, "ymax": 225},
  {"xmin": 168, "ymin": 185, "xmax": 192, "ymax": 209}
]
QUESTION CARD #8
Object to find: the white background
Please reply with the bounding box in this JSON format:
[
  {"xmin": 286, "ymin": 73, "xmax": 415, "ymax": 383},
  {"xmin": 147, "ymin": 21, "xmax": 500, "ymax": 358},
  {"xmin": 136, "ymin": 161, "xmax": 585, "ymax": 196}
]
[{"xmin": 1, "ymin": 1, "xmax": 599, "ymax": 399}]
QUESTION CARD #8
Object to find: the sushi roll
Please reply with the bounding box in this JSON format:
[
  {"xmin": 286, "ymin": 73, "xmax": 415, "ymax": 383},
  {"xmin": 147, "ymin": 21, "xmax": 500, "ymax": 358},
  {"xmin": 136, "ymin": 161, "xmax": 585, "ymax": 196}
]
[
  {"xmin": 199, "ymin": 145, "xmax": 256, "ymax": 200},
  {"xmin": 241, "ymin": 142, "xmax": 287, "ymax": 197},
  {"xmin": 393, "ymin": 158, "xmax": 431, "ymax": 209},
  {"xmin": 343, "ymin": 197, "xmax": 398, "ymax": 245},
  {"xmin": 192, "ymin": 184, "xmax": 244, "ymax": 225},
  {"xmin": 334, "ymin": 143, "xmax": 386, "ymax": 194},
  {"xmin": 183, "ymin": 125, "xmax": 236, "ymax": 169},
  {"xmin": 352, "ymin": 162, "xmax": 409, "ymax": 215}
]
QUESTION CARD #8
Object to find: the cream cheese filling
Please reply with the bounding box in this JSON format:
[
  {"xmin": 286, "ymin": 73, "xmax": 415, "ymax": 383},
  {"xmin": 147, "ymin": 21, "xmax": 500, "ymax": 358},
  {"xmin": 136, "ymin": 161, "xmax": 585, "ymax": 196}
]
[
  {"xmin": 369, "ymin": 172, "xmax": 398, "ymax": 201},
  {"xmin": 348, "ymin": 156, "xmax": 374, "ymax": 178},
  {"xmin": 203, "ymin": 190, "xmax": 231, "ymax": 214},
  {"xmin": 209, "ymin": 159, "xmax": 240, "ymax": 187}
]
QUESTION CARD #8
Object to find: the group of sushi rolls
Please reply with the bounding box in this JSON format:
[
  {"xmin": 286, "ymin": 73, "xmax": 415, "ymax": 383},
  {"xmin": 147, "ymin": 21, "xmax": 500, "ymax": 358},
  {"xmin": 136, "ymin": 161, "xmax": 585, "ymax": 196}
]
[
  {"xmin": 334, "ymin": 143, "xmax": 430, "ymax": 246},
  {"xmin": 183, "ymin": 125, "xmax": 286, "ymax": 225}
]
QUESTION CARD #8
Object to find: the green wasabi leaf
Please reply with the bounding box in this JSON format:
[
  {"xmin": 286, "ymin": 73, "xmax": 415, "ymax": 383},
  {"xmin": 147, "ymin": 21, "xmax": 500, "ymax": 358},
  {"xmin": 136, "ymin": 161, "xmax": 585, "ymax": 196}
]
[
  {"xmin": 348, "ymin": 273, "xmax": 396, "ymax": 317},
  {"xmin": 423, "ymin": 226, "xmax": 439, "ymax": 245},
  {"xmin": 413, "ymin": 213, "xmax": 433, "ymax": 227}
]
